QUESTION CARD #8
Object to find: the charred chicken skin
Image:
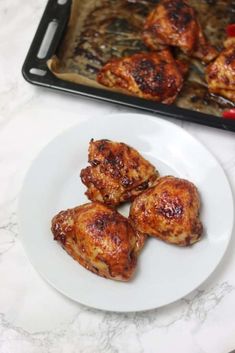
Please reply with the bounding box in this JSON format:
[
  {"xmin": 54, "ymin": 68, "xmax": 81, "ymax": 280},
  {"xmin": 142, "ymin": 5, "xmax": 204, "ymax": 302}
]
[
  {"xmin": 51, "ymin": 202, "xmax": 146, "ymax": 281},
  {"xmin": 206, "ymin": 43, "xmax": 235, "ymax": 102},
  {"xmin": 80, "ymin": 139, "xmax": 159, "ymax": 206},
  {"xmin": 143, "ymin": 0, "xmax": 217, "ymax": 63},
  {"xmin": 129, "ymin": 176, "xmax": 203, "ymax": 246},
  {"xmin": 97, "ymin": 50, "xmax": 187, "ymax": 104}
]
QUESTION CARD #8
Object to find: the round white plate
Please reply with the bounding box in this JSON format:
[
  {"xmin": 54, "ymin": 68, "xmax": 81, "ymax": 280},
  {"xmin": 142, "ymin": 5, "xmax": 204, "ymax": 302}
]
[{"xmin": 19, "ymin": 113, "xmax": 234, "ymax": 312}]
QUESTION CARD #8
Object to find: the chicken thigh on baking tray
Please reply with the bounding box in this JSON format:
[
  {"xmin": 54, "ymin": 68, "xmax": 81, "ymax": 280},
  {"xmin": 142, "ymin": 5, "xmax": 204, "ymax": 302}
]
[
  {"xmin": 143, "ymin": 0, "xmax": 217, "ymax": 63},
  {"xmin": 206, "ymin": 40, "xmax": 235, "ymax": 103},
  {"xmin": 97, "ymin": 50, "xmax": 188, "ymax": 104}
]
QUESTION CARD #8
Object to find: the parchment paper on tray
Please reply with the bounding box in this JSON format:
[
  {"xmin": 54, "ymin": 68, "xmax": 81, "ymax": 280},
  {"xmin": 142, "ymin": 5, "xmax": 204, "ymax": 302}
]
[{"xmin": 47, "ymin": 0, "xmax": 235, "ymax": 116}]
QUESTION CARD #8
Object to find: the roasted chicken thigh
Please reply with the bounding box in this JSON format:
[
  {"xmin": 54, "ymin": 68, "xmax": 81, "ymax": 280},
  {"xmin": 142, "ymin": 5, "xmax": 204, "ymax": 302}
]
[
  {"xmin": 51, "ymin": 202, "xmax": 145, "ymax": 281},
  {"xmin": 129, "ymin": 176, "xmax": 203, "ymax": 246},
  {"xmin": 206, "ymin": 43, "xmax": 235, "ymax": 103},
  {"xmin": 143, "ymin": 0, "xmax": 217, "ymax": 63},
  {"xmin": 97, "ymin": 50, "xmax": 187, "ymax": 104},
  {"xmin": 81, "ymin": 139, "xmax": 159, "ymax": 206}
]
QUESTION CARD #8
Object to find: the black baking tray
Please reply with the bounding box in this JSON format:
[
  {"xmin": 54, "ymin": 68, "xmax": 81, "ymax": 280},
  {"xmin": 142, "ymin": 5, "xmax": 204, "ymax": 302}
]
[{"xmin": 22, "ymin": 0, "xmax": 235, "ymax": 132}]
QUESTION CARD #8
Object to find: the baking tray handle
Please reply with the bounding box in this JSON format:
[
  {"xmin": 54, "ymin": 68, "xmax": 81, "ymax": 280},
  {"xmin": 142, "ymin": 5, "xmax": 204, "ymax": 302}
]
[{"xmin": 22, "ymin": 0, "xmax": 71, "ymax": 83}]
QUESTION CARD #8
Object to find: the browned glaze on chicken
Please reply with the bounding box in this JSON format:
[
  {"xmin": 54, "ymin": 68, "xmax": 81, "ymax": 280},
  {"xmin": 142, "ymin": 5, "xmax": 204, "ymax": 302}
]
[
  {"xmin": 97, "ymin": 50, "xmax": 188, "ymax": 104},
  {"xmin": 143, "ymin": 0, "xmax": 217, "ymax": 63},
  {"xmin": 80, "ymin": 139, "xmax": 159, "ymax": 206},
  {"xmin": 129, "ymin": 176, "xmax": 203, "ymax": 246},
  {"xmin": 206, "ymin": 42, "xmax": 235, "ymax": 103},
  {"xmin": 51, "ymin": 202, "xmax": 146, "ymax": 281},
  {"xmin": 193, "ymin": 24, "xmax": 218, "ymax": 63}
]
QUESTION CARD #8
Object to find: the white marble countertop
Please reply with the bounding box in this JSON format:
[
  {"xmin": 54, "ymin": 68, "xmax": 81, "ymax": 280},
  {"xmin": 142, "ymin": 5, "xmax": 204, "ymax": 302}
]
[{"xmin": 1, "ymin": 1, "xmax": 235, "ymax": 352}]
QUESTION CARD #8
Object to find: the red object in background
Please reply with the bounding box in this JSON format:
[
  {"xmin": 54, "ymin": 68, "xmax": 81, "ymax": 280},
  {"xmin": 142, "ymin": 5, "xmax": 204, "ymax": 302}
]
[
  {"xmin": 223, "ymin": 109, "xmax": 235, "ymax": 119},
  {"xmin": 226, "ymin": 24, "xmax": 235, "ymax": 37}
]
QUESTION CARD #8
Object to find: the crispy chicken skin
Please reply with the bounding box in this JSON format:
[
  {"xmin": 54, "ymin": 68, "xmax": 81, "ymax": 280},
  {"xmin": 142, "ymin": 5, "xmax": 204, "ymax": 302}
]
[
  {"xmin": 97, "ymin": 50, "xmax": 187, "ymax": 104},
  {"xmin": 143, "ymin": 0, "xmax": 217, "ymax": 63},
  {"xmin": 129, "ymin": 176, "xmax": 203, "ymax": 246},
  {"xmin": 80, "ymin": 139, "xmax": 159, "ymax": 206},
  {"xmin": 206, "ymin": 44, "xmax": 235, "ymax": 102},
  {"xmin": 51, "ymin": 202, "xmax": 146, "ymax": 281}
]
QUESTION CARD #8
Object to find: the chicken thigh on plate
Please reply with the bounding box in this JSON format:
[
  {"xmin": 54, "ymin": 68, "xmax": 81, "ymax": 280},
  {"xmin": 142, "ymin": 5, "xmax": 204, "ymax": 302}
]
[
  {"xmin": 129, "ymin": 176, "xmax": 203, "ymax": 246},
  {"xmin": 51, "ymin": 202, "xmax": 146, "ymax": 281},
  {"xmin": 81, "ymin": 139, "xmax": 159, "ymax": 206}
]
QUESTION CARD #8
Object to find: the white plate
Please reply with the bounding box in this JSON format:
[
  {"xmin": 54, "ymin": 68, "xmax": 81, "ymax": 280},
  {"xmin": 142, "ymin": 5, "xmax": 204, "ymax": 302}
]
[{"xmin": 19, "ymin": 113, "xmax": 234, "ymax": 312}]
